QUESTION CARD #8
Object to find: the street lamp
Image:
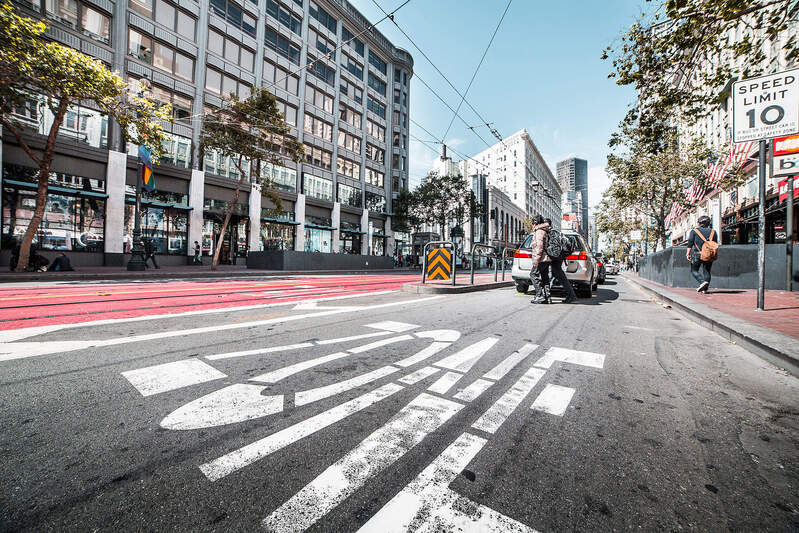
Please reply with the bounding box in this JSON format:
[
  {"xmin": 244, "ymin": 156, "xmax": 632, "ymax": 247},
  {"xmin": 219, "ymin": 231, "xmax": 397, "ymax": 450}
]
[{"xmin": 126, "ymin": 76, "xmax": 151, "ymax": 271}]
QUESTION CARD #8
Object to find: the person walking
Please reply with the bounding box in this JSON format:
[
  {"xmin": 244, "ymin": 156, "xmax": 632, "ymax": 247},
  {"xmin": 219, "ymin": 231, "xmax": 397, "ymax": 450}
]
[
  {"xmin": 544, "ymin": 218, "xmax": 577, "ymax": 303},
  {"xmin": 529, "ymin": 215, "xmax": 552, "ymax": 304},
  {"xmin": 192, "ymin": 240, "xmax": 202, "ymax": 265},
  {"xmin": 144, "ymin": 238, "xmax": 159, "ymax": 269},
  {"xmin": 685, "ymin": 215, "xmax": 718, "ymax": 293}
]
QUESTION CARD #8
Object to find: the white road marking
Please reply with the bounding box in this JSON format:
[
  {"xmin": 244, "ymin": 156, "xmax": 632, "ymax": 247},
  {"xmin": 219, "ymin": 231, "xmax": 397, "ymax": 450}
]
[
  {"xmin": 200, "ymin": 383, "xmax": 404, "ymax": 482},
  {"xmin": 453, "ymin": 378, "xmax": 494, "ymax": 402},
  {"xmin": 416, "ymin": 329, "xmax": 461, "ymax": 342},
  {"xmin": 394, "ymin": 342, "xmax": 450, "ymax": 368},
  {"xmin": 347, "ymin": 335, "xmax": 414, "ymax": 353},
  {"xmin": 483, "ymin": 343, "xmax": 539, "ymax": 381},
  {"xmin": 121, "ymin": 359, "xmax": 226, "ymax": 397},
  {"xmin": 160, "ymin": 384, "xmax": 283, "ymax": 430},
  {"xmin": 530, "ymin": 384, "xmax": 576, "ymax": 416},
  {"xmin": 365, "ymin": 321, "xmax": 419, "ymax": 332},
  {"xmin": 261, "ymin": 393, "xmax": 463, "ymax": 533},
  {"xmin": 249, "ymin": 352, "xmax": 349, "ymax": 384},
  {"xmin": 427, "ymin": 371, "xmax": 464, "ymax": 394},
  {"xmin": 358, "ymin": 432, "xmax": 538, "ymax": 533},
  {"xmin": 533, "ymin": 346, "xmax": 605, "ymax": 369},
  {"xmin": 295, "ymin": 366, "xmax": 399, "ymax": 406},
  {"xmin": 434, "ymin": 338, "xmax": 499, "ymax": 373},
  {"xmin": 472, "ymin": 367, "xmax": 547, "ymax": 434},
  {"xmin": 397, "ymin": 366, "xmax": 440, "ymax": 385},
  {"xmin": 205, "ymin": 343, "xmax": 313, "ymax": 361},
  {"xmin": 314, "ymin": 331, "xmax": 391, "ymax": 345}
]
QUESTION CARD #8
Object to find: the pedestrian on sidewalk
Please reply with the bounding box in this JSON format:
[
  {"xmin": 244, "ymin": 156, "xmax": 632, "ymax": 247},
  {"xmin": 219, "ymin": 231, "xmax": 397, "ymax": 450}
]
[
  {"xmin": 544, "ymin": 218, "xmax": 577, "ymax": 303},
  {"xmin": 192, "ymin": 240, "xmax": 202, "ymax": 265},
  {"xmin": 685, "ymin": 215, "xmax": 718, "ymax": 293},
  {"xmin": 144, "ymin": 238, "xmax": 159, "ymax": 269},
  {"xmin": 529, "ymin": 215, "xmax": 552, "ymax": 304}
]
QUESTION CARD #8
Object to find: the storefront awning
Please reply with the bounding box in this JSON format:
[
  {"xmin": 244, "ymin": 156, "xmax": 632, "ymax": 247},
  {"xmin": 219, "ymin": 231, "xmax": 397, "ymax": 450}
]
[
  {"xmin": 341, "ymin": 228, "xmax": 365, "ymax": 234},
  {"xmin": 372, "ymin": 233, "xmax": 389, "ymax": 238},
  {"xmin": 262, "ymin": 217, "xmax": 300, "ymax": 225},
  {"xmin": 305, "ymin": 223, "xmax": 336, "ymax": 230},
  {"xmin": 4, "ymin": 179, "xmax": 109, "ymax": 199},
  {"xmin": 124, "ymin": 196, "xmax": 193, "ymax": 210}
]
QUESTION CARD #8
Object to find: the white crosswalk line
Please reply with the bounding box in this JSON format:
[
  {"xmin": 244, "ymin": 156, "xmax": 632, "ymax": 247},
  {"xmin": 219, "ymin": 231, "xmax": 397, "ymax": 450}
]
[
  {"xmin": 365, "ymin": 321, "xmax": 419, "ymax": 332},
  {"xmin": 249, "ymin": 352, "xmax": 349, "ymax": 383},
  {"xmin": 533, "ymin": 346, "xmax": 605, "ymax": 369},
  {"xmin": 199, "ymin": 383, "xmax": 404, "ymax": 482},
  {"xmin": 427, "ymin": 371, "xmax": 464, "ymax": 394},
  {"xmin": 395, "ymin": 342, "xmax": 450, "ymax": 367},
  {"xmin": 397, "ymin": 366, "xmax": 440, "ymax": 385},
  {"xmin": 315, "ymin": 331, "xmax": 391, "ymax": 345},
  {"xmin": 531, "ymin": 384, "xmax": 576, "ymax": 416},
  {"xmin": 472, "ymin": 367, "xmax": 547, "ymax": 434},
  {"xmin": 160, "ymin": 384, "xmax": 283, "ymax": 430},
  {"xmin": 453, "ymin": 378, "xmax": 494, "ymax": 402},
  {"xmin": 121, "ymin": 359, "xmax": 226, "ymax": 397},
  {"xmin": 206, "ymin": 343, "xmax": 313, "ymax": 361},
  {"xmin": 483, "ymin": 343, "xmax": 539, "ymax": 381},
  {"xmin": 261, "ymin": 393, "xmax": 463, "ymax": 533},
  {"xmin": 434, "ymin": 338, "xmax": 499, "ymax": 373},
  {"xmin": 347, "ymin": 335, "xmax": 414, "ymax": 353},
  {"xmin": 294, "ymin": 366, "xmax": 399, "ymax": 406}
]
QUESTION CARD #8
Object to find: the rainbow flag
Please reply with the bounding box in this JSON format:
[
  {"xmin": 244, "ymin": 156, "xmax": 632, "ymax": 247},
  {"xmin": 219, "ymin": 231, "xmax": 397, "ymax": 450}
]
[{"xmin": 138, "ymin": 145, "xmax": 155, "ymax": 192}]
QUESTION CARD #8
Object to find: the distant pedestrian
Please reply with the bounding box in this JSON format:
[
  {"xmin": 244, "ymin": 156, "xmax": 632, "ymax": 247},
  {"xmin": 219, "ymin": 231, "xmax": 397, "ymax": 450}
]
[
  {"xmin": 530, "ymin": 215, "xmax": 552, "ymax": 304},
  {"xmin": 192, "ymin": 240, "xmax": 202, "ymax": 265},
  {"xmin": 685, "ymin": 215, "xmax": 718, "ymax": 293},
  {"xmin": 47, "ymin": 252, "xmax": 74, "ymax": 271},
  {"xmin": 544, "ymin": 218, "xmax": 576, "ymax": 303},
  {"xmin": 144, "ymin": 238, "xmax": 159, "ymax": 269}
]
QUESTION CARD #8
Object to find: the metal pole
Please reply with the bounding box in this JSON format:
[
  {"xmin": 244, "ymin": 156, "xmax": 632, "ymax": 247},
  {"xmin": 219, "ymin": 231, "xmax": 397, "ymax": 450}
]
[
  {"xmin": 788, "ymin": 171, "xmax": 794, "ymax": 292},
  {"xmin": 470, "ymin": 246, "xmax": 475, "ymax": 285},
  {"xmin": 451, "ymin": 242, "xmax": 457, "ymax": 286},
  {"xmin": 644, "ymin": 225, "xmax": 648, "ymax": 255},
  {"xmin": 127, "ymin": 158, "xmax": 146, "ymax": 270},
  {"xmin": 501, "ymin": 249, "xmax": 506, "ymax": 281},
  {"xmin": 421, "ymin": 243, "xmax": 428, "ymax": 284},
  {"xmin": 494, "ymin": 254, "xmax": 498, "ymax": 281},
  {"xmin": 757, "ymin": 139, "xmax": 766, "ymax": 310}
]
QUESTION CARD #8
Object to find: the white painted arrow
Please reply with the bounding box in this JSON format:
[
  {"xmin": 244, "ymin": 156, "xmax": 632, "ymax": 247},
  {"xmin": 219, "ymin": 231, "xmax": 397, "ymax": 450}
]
[{"xmin": 533, "ymin": 346, "xmax": 605, "ymax": 369}]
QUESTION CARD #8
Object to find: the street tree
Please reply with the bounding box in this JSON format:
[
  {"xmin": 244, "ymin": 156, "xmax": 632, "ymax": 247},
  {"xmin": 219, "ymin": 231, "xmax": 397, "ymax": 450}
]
[
  {"xmin": 390, "ymin": 188, "xmax": 422, "ymax": 234},
  {"xmin": 0, "ymin": 2, "xmax": 171, "ymax": 271},
  {"xmin": 411, "ymin": 171, "xmax": 474, "ymax": 241},
  {"xmin": 201, "ymin": 88, "xmax": 303, "ymax": 269}
]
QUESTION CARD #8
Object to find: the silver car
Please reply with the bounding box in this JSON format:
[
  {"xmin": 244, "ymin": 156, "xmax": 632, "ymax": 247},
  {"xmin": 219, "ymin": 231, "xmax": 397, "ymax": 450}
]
[{"xmin": 511, "ymin": 230, "xmax": 596, "ymax": 298}]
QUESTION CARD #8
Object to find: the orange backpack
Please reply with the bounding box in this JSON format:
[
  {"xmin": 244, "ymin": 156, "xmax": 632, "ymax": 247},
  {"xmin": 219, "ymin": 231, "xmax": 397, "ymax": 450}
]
[{"xmin": 695, "ymin": 229, "xmax": 718, "ymax": 262}]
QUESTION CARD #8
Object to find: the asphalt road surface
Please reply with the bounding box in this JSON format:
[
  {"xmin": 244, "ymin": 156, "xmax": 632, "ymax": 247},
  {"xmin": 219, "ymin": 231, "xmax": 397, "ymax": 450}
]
[{"xmin": 1, "ymin": 275, "xmax": 798, "ymax": 532}]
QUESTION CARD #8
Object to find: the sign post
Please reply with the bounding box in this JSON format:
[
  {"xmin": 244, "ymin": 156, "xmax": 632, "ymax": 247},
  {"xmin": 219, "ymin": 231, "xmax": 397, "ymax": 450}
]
[
  {"xmin": 733, "ymin": 68, "xmax": 799, "ymax": 309},
  {"xmin": 774, "ymin": 135, "xmax": 799, "ymax": 291}
]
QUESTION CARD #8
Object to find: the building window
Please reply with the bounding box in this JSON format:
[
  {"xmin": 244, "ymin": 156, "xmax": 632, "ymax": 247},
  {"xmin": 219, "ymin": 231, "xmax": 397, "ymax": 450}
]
[
  {"xmin": 339, "ymin": 105, "xmax": 362, "ymax": 128},
  {"xmin": 337, "ymin": 183, "xmax": 362, "ymax": 207},
  {"xmin": 303, "ymin": 145, "xmax": 332, "ymax": 171},
  {"xmin": 339, "ymin": 78, "xmax": 362, "ymax": 104},
  {"xmin": 275, "ymin": 99, "xmax": 297, "ymax": 126},
  {"xmin": 303, "ymin": 114, "xmax": 333, "ymax": 142},
  {"xmin": 368, "ymin": 51, "xmax": 387, "ymax": 75},
  {"xmin": 337, "ymin": 130, "xmax": 362, "ymax": 153},
  {"xmin": 159, "ymin": 132, "xmax": 192, "ymax": 168},
  {"xmin": 365, "ymin": 168, "xmax": 384, "ymax": 187},
  {"xmin": 12, "ymin": 93, "xmax": 109, "ymax": 149},
  {"xmin": 309, "ymin": 1, "xmax": 336, "ymax": 33},
  {"xmin": 367, "ymin": 97, "xmax": 385, "ymax": 119},
  {"xmin": 342, "ymin": 26, "xmax": 364, "ymax": 55},
  {"xmin": 266, "ymin": 0, "xmax": 301, "ymax": 35},
  {"xmin": 367, "ymin": 72, "xmax": 386, "ymax": 95},
  {"xmin": 124, "ymin": 203, "xmax": 188, "ymax": 255},
  {"xmin": 264, "ymin": 25, "xmax": 300, "ymax": 64},
  {"xmin": 205, "ymin": 67, "xmax": 251, "ymax": 100},
  {"xmin": 393, "ymin": 88, "xmax": 400, "ymax": 104},
  {"xmin": 392, "ymin": 131, "xmax": 399, "ymax": 146},
  {"xmin": 365, "ymin": 191, "xmax": 386, "ymax": 212},
  {"xmin": 261, "ymin": 163, "xmax": 297, "ymax": 192},
  {"xmin": 304, "ymin": 84, "xmax": 334, "ymax": 114},
  {"xmin": 365, "ymin": 143, "xmax": 384, "ymax": 164},
  {"xmin": 309, "ymin": 27, "xmax": 336, "ymax": 60},
  {"xmin": 38, "ymin": 0, "xmax": 111, "ymax": 45},
  {"xmin": 135, "ymin": 79, "xmax": 192, "ymax": 123},
  {"xmin": 336, "ymin": 156, "xmax": 360, "ymax": 179},
  {"xmin": 261, "ymin": 220, "xmax": 295, "ymax": 250},
  {"xmin": 306, "ymin": 54, "xmax": 335, "ymax": 86},
  {"xmin": 366, "ymin": 119, "xmax": 385, "ymax": 141},
  {"xmin": 129, "ymin": 29, "xmax": 194, "ymax": 82},
  {"xmin": 208, "ymin": 30, "xmax": 254, "ymax": 71},
  {"xmin": 341, "ymin": 53, "xmax": 363, "ymax": 79},
  {"xmin": 209, "ymin": 0, "xmax": 256, "ymax": 37},
  {"xmin": 304, "ymin": 226, "xmax": 331, "ymax": 252},
  {"xmin": 263, "ymin": 61, "xmax": 299, "ymax": 95},
  {"xmin": 204, "ymin": 149, "xmax": 251, "ymax": 180},
  {"xmin": 302, "ymin": 172, "xmax": 333, "ymax": 201}
]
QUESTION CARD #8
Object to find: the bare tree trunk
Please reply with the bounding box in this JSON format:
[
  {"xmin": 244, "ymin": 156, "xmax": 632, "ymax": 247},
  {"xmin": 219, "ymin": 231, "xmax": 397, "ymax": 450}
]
[
  {"xmin": 211, "ymin": 163, "xmax": 246, "ymax": 270},
  {"xmin": 15, "ymin": 100, "xmax": 68, "ymax": 271}
]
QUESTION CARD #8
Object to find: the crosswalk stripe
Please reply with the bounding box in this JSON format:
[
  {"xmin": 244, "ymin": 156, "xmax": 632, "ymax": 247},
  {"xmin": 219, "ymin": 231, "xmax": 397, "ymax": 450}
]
[
  {"xmin": 530, "ymin": 384, "xmax": 576, "ymax": 416},
  {"xmin": 472, "ymin": 367, "xmax": 547, "ymax": 434},
  {"xmin": 295, "ymin": 366, "xmax": 399, "ymax": 406},
  {"xmin": 397, "ymin": 366, "xmax": 440, "ymax": 385},
  {"xmin": 483, "ymin": 343, "xmax": 539, "ymax": 381},
  {"xmin": 453, "ymin": 378, "xmax": 494, "ymax": 402},
  {"xmin": 199, "ymin": 383, "xmax": 404, "ymax": 482},
  {"xmin": 121, "ymin": 359, "xmax": 226, "ymax": 397},
  {"xmin": 364, "ymin": 321, "xmax": 419, "ymax": 332},
  {"xmin": 347, "ymin": 335, "xmax": 414, "ymax": 354},
  {"xmin": 249, "ymin": 352, "xmax": 349, "ymax": 384},
  {"xmin": 427, "ymin": 371, "xmax": 464, "ymax": 394},
  {"xmin": 395, "ymin": 342, "xmax": 450, "ymax": 368},
  {"xmin": 206, "ymin": 343, "xmax": 314, "ymax": 361},
  {"xmin": 261, "ymin": 393, "xmax": 463, "ymax": 533},
  {"xmin": 434, "ymin": 337, "xmax": 498, "ymax": 373},
  {"xmin": 533, "ymin": 346, "xmax": 605, "ymax": 369}
]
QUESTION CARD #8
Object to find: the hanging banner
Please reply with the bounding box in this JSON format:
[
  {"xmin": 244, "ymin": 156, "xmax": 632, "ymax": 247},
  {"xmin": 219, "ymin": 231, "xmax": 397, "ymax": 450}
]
[{"xmin": 138, "ymin": 145, "xmax": 156, "ymax": 192}]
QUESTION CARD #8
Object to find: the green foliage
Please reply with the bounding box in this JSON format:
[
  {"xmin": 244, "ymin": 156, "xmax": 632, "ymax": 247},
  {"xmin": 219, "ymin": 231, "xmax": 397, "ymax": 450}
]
[
  {"xmin": 408, "ymin": 172, "xmax": 477, "ymax": 240},
  {"xmin": 390, "ymin": 188, "xmax": 421, "ymax": 233}
]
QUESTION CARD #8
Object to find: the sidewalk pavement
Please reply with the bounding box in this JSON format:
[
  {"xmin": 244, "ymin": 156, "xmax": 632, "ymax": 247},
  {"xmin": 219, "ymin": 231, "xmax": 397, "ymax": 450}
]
[
  {"xmin": 403, "ymin": 272, "xmax": 513, "ymax": 294},
  {"xmin": 623, "ymin": 273, "xmax": 799, "ymax": 377},
  {"xmin": 0, "ymin": 264, "xmax": 419, "ymax": 283}
]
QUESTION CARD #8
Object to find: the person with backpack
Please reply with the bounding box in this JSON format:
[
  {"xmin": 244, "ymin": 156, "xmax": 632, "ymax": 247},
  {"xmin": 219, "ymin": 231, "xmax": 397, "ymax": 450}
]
[
  {"xmin": 530, "ymin": 215, "xmax": 552, "ymax": 304},
  {"xmin": 544, "ymin": 218, "xmax": 577, "ymax": 303},
  {"xmin": 685, "ymin": 215, "xmax": 718, "ymax": 293}
]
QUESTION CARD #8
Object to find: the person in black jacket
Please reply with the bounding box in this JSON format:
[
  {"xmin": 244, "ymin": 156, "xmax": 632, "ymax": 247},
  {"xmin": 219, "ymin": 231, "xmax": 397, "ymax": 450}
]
[
  {"xmin": 685, "ymin": 215, "xmax": 717, "ymax": 293},
  {"xmin": 144, "ymin": 238, "xmax": 159, "ymax": 269}
]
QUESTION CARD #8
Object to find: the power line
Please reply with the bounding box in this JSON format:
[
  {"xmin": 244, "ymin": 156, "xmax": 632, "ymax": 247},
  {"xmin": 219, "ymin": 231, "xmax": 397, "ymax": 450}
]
[
  {"xmin": 368, "ymin": 0, "xmax": 504, "ymax": 145},
  {"xmin": 442, "ymin": 0, "xmax": 513, "ymax": 141}
]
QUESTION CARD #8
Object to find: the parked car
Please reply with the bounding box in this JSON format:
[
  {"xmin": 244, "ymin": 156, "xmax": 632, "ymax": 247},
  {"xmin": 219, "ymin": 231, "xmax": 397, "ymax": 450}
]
[
  {"xmin": 594, "ymin": 252, "xmax": 607, "ymax": 284},
  {"xmin": 511, "ymin": 230, "xmax": 596, "ymax": 298},
  {"xmin": 607, "ymin": 261, "xmax": 620, "ymax": 275}
]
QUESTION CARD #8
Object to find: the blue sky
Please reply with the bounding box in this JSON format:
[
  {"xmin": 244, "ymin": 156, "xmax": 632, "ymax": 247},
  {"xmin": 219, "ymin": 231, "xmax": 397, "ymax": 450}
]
[{"xmin": 349, "ymin": 0, "xmax": 645, "ymax": 208}]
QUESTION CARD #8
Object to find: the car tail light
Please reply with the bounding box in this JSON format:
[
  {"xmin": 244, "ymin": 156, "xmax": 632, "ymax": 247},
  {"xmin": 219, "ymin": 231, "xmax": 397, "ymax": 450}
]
[
  {"xmin": 597, "ymin": 262, "xmax": 603, "ymax": 267},
  {"xmin": 514, "ymin": 251, "xmax": 532, "ymax": 259},
  {"xmin": 565, "ymin": 251, "xmax": 588, "ymax": 260}
]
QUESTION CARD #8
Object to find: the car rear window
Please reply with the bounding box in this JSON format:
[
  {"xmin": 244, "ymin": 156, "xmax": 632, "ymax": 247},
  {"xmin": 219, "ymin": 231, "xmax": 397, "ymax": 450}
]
[
  {"xmin": 521, "ymin": 235, "xmax": 533, "ymax": 249},
  {"xmin": 565, "ymin": 234, "xmax": 585, "ymax": 252}
]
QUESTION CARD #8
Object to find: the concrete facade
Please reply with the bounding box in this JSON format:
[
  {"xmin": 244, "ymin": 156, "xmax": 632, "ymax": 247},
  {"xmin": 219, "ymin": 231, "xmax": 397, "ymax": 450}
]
[{"xmin": 556, "ymin": 157, "xmax": 588, "ymax": 238}]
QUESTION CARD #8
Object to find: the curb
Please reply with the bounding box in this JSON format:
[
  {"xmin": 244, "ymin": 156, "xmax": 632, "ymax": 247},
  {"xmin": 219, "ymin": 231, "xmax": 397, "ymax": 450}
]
[
  {"xmin": 402, "ymin": 280, "xmax": 513, "ymax": 294},
  {"xmin": 623, "ymin": 274, "xmax": 799, "ymax": 377}
]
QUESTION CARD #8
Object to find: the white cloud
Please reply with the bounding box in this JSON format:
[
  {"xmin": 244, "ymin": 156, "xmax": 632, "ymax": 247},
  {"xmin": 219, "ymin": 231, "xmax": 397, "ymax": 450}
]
[{"xmin": 587, "ymin": 166, "xmax": 610, "ymax": 210}]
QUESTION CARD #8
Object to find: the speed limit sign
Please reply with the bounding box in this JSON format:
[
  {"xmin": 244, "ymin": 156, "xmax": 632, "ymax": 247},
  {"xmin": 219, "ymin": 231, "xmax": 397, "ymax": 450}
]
[{"xmin": 733, "ymin": 68, "xmax": 798, "ymax": 142}]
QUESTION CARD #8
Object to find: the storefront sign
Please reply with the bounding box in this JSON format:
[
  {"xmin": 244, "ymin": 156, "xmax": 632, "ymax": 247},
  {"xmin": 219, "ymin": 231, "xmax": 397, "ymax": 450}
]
[
  {"xmin": 774, "ymin": 134, "xmax": 799, "ymax": 177},
  {"xmin": 733, "ymin": 69, "xmax": 799, "ymax": 142},
  {"xmin": 778, "ymin": 175, "xmax": 799, "ymax": 203}
]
